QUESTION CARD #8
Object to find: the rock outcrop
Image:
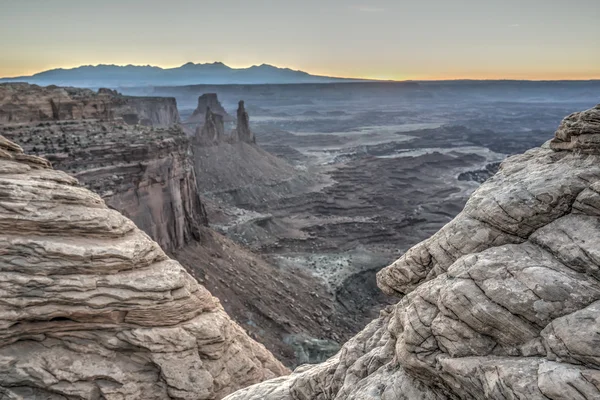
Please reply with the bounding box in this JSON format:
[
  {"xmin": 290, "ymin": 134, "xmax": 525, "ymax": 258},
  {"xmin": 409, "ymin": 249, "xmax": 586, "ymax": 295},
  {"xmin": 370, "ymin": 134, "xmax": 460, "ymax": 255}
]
[
  {"xmin": 186, "ymin": 93, "xmax": 232, "ymax": 126},
  {"xmin": 0, "ymin": 83, "xmax": 180, "ymax": 127},
  {"xmin": 192, "ymin": 98, "xmax": 311, "ymax": 207},
  {"xmin": 225, "ymin": 105, "xmax": 600, "ymax": 400},
  {"xmin": 192, "ymin": 99, "xmax": 255, "ymax": 146},
  {"xmin": 550, "ymin": 103, "xmax": 600, "ymax": 152},
  {"xmin": 195, "ymin": 107, "xmax": 226, "ymax": 146},
  {"xmin": 2, "ymin": 83, "xmax": 342, "ymax": 370},
  {"xmin": 0, "ymin": 135, "xmax": 287, "ymax": 399},
  {"xmin": 234, "ymin": 101, "xmax": 255, "ymax": 144},
  {"xmin": 2, "ymin": 119, "xmax": 206, "ymax": 252},
  {"xmin": 1, "ymin": 83, "xmax": 204, "ymax": 252}
]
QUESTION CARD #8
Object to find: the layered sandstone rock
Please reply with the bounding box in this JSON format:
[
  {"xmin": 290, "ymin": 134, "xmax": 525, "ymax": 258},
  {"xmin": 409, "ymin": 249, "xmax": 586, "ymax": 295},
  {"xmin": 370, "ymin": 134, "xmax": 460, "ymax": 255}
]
[
  {"xmin": 2, "ymin": 119, "xmax": 206, "ymax": 252},
  {"xmin": 225, "ymin": 106, "xmax": 600, "ymax": 400},
  {"xmin": 186, "ymin": 93, "xmax": 232, "ymax": 126},
  {"xmin": 0, "ymin": 83, "xmax": 179, "ymax": 127},
  {"xmin": 1, "ymin": 83, "xmax": 203, "ymax": 252},
  {"xmin": 2, "ymin": 83, "xmax": 338, "ymax": 370},
  {"xmin": 550, "ymin": 103, "xmax": 600, "ymax": 152},
  {"xmin": 0, "ymin": 135, "xmax": 287, "ymax": 399}
]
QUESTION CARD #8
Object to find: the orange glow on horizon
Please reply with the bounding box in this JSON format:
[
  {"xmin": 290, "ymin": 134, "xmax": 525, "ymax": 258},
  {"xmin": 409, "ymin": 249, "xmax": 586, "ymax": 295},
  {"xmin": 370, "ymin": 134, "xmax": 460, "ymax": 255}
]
[{"xmin": 1, "ymin": 61, "xmax": 599, "ymax": 82}]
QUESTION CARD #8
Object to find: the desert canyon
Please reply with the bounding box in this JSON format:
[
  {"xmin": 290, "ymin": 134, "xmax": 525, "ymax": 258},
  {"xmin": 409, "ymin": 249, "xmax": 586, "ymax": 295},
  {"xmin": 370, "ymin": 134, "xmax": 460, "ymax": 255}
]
[{"xmin": 0, "ymin": 78, "xmax": 599, "ymax": 399}]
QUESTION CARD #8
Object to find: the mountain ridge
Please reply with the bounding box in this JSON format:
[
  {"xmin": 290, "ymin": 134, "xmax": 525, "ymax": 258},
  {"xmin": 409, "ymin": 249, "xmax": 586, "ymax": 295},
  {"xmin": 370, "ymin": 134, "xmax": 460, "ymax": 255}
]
[{"xmin": 0, "ymin": 62, "xmax": 365, "ymax": 87}]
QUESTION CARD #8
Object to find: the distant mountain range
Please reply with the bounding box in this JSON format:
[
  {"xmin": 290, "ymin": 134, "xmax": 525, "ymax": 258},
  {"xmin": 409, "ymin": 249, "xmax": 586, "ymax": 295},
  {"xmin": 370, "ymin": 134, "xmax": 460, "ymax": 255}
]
[{"xmin": 0, "ymin": 62, "xmax": 364, "ymax": 88}]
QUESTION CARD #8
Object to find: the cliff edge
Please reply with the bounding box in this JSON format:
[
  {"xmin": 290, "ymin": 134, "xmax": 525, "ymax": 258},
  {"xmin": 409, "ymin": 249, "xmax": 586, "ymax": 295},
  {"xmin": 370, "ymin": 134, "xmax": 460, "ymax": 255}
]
[
  {"xmin": 225, "ymin": 106, "xmax": 600, "ymax": 400},
  {"xmin": 1, "ymin": 83, "xmax": 204, "ymax": 252},
  {"xmin": 0, "ymin": 83, "xmax": 180, "ymax": 127},
  {"xmin": 0, "ymin": 135, "xmax": 287, "ymax": 399}
]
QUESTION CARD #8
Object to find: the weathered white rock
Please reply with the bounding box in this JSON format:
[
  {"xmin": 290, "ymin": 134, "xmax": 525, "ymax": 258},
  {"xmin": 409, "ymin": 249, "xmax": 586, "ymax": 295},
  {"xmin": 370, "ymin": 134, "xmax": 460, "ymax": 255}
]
[
  {"xmin": 551, "ymin": 104, "xmax": 600, "ymax": 152},
  {"xmin": 225, "ymin": 106, "xmax": 600, "ymax": 399},
  {"xmin": 0, "ymin": 135, "xmax": 287, "ymax": 399}
]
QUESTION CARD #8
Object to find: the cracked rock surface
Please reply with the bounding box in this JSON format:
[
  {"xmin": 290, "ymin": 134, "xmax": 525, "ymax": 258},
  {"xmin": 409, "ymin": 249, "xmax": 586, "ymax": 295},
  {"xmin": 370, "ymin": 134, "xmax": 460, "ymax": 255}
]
[
  {"xmin": 0, "ymin": 135, "xmax": 287, "ymax": 399},
  {"xmin": 225, "ymin": 106, "xmax": 600, "ymax": 400}
]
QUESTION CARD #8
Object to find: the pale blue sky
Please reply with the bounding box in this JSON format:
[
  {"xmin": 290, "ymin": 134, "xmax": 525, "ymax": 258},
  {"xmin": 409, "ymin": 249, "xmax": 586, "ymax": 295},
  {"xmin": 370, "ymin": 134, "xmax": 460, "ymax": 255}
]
[{"xmin": 1, "ymin": 0, "xmax": 599, "ymax": 79}]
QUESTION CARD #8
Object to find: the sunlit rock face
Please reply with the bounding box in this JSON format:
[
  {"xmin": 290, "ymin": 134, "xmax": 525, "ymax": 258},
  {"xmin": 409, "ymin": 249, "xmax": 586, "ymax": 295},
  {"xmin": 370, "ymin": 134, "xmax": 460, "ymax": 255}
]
[
  {"xmin": 0, "ymin": 135, "xmax": 287, "ymax": 399},
  {"xmin": 225, "ymin": 105, "xmax": 600, "ymax": 400}
]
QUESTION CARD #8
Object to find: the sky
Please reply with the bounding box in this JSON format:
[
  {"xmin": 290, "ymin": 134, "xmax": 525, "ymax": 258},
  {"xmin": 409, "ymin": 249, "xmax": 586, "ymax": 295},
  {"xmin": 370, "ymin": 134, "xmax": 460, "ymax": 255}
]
[{"xmin": 1, "ymin": 0, "xmax": 599, "ymax": 80}]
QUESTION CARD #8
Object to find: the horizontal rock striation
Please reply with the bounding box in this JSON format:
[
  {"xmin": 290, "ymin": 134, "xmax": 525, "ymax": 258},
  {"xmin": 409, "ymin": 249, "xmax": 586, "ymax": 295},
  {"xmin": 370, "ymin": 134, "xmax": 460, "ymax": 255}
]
[
  {"xmin": 2, "ymin": 119, "xmax": 206, "ymax": 252},
  {"xmin": 550, "ymin": 104, "xmax": 600, "ymax": 153},
  {"xmin": 0, "ymin": 83, "xmax": 179, "ymax": 127},
  {"xmin": 1, "ymin": 83, "xmax": 205, "ymax": 252},
  {"xmin": 225, "ymin": 105, "xmax": 600, "ymax": 399},
  {"xmin": 0, "ymin": 135, "xmax": 287, "ymax": 399}
]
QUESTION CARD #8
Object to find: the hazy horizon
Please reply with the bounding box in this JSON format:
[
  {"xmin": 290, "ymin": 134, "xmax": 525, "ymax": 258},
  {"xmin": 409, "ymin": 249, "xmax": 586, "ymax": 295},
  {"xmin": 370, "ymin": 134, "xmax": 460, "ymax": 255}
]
[
  {"xmin": 3, "ymin": 61, "xmax": 600, "ymax": 83},
  {"xmin": 2, "ymin": 0, "xmax": 599, "ymax": 81}
]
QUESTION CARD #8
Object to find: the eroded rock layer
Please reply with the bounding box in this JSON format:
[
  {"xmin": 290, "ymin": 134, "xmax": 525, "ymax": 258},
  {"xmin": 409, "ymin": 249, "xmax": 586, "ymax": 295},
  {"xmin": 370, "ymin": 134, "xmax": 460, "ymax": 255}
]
[
  {"xmin": 0, "ymin": 83, "xmax": 180, "ymax": 127},
  {"xmin": 225, "ymin": 106, "xmax": 600, "ymax": 399},
  {"xmin": 1, "ymin": 119, "xmax": 206, "ymax": 252},
  {"xmin": 234, "ymin": 101, "xmax": 255, "ymax": 144},
  {"xmin": 186, "ymin": 93, "xmax": 232, "ymax": 127},
  {"xmin": 550, "ymin": 104, "xmax": 600, "ymax": 153},
  {"xmin": 0, "ymin": 135, "xmax": 287, "ymax": 399},
  {"xmin": 195, "ymin": 107, "xmax": 226, "ymax": 146}
]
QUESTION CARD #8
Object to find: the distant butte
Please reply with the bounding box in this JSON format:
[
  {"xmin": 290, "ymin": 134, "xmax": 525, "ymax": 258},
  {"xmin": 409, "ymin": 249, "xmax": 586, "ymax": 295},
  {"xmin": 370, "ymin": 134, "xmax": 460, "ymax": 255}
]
[{"xmin": 186, "ymin": 93, "xmax": 232, "ymax": 127}]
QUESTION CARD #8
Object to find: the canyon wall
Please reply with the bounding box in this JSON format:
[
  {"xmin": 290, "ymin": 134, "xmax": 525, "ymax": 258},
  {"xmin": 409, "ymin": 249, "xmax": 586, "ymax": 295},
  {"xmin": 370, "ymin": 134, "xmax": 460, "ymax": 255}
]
[
  {"xmin": 0, "ymin": 83, "xmax": 204, "ymax": 252},
  {"xmin": 2, "ymin": 119, "xmax": 206, "ymax": 252},
  {"xmin": 1, "ymin": 83, "xmax": 343, "ymax": 369},
  {"xmin": 226, "ymin": 106, "xmax": 600, "ymax": 399},
  {"xmin": 0, "ymin": 83, "xmax": 179, "ymax": 127},
  {"xmin": 0, "ymin": 135, "xmax": 287, "ymax": 399}
]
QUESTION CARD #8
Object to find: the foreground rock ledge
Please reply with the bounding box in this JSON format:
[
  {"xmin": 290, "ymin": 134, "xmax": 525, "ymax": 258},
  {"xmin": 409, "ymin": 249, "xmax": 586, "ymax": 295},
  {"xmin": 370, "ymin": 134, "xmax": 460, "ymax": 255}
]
[
  {"xmin": 225, "ymin": 106, "xmax": 600, "ymax": 400},
  {"xmin": 0, "ymin": 135, "xmax": 287, "ymax": 399}
]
